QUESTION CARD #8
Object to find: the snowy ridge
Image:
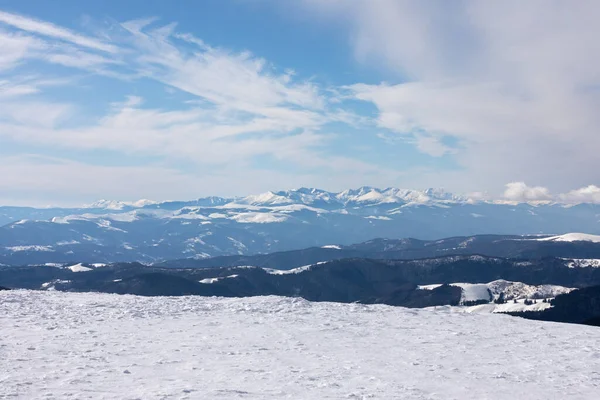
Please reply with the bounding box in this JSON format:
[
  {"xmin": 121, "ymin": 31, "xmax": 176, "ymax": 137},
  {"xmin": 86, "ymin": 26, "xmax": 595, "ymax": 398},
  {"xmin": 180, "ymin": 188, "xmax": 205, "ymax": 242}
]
[
  {"xmin": 75, "ymin": 186, "xmax": 537, "ymax": 211},
  {"xmin": 83, "ymin": 199, "xmax": 159, "ymax": 210},
  {"xmin": 34, "ymin": 263, "xmax": 104, "ymax": 275},
  {"xmin": 566, "ymin": 258, "xmax": 600, "ymax": 268},
  {"xmin": 536, "ymin": 233, "xmax": 600, "ymax": 243},
  {"xmin": 199, "ymin": 274, "xmax": 238, "ymax": 284},
  {"xmin": 5, "ymin": 245, "xmax": 54, "ymax": 252},
  {"xmin": 67, "ymin": 263, "xmax": 93, "ymax": 273},
  {"xmin": 264, "ymin": 261, "xmax": 329, "ymax": 275}
]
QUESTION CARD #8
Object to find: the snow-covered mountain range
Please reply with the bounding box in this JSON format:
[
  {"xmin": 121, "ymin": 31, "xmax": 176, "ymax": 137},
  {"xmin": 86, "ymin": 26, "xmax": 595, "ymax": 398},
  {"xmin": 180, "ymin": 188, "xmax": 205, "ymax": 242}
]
[
  {"xmin": 81, "ymin": 187, "xmax": 470, "ymax": 210},
  {"xmin": 1, "ymin": 187, "xmax": 600, "ymax": 264}
]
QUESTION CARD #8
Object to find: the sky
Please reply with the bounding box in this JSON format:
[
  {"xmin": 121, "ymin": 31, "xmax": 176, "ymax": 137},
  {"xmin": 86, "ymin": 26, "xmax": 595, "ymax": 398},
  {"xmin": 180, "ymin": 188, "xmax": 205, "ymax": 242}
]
[{"xmin": 0, "ymin": 0, "xmax": 599, "ymax": 206}]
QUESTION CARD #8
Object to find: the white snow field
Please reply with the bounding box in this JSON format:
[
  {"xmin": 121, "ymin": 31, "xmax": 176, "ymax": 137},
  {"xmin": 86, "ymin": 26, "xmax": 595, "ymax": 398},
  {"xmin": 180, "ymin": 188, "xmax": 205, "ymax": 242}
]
[{"xmin": 1, "ymin": 291, "xmax": 600, "ymax": 400}]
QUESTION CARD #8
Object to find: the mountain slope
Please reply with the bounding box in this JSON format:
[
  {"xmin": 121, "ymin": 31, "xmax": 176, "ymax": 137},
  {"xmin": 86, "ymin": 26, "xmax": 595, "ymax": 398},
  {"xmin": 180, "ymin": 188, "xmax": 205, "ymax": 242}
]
[
  {"xmin": 510, "ymin": 285, "xmax": 600, "ymax": 326},
  {"xmin": 3, "ymin": 254, "xmax": 600, "ymax": 303},
  {"xmin": 157, "ymin": 234, "xmax": 600, "ymax": 269}
]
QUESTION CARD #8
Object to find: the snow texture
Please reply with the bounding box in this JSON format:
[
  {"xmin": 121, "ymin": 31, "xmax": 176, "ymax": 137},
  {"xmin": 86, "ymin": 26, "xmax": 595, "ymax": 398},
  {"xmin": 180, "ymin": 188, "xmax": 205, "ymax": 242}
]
[{"xmin": 1, "ymin": 291, "xmax": 599, "ymax": 399}]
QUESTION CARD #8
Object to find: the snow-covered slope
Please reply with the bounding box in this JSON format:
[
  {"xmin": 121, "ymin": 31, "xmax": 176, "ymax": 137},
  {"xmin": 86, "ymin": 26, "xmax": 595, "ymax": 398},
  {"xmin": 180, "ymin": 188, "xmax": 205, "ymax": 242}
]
[
  {"xmin": 66, "ymin": 263, "xmax": 93, "ymax": 272},
  {"xmin": 537, "ymin": 233, "xmax": 600, "ymax": 243},
  {"xmin": 567, "ymin": 258, "xmax": 600, "ymax": 268},
  {"xmin": 420, "ymin": 280, "xmax": 574, "ymax": 305},
  {"xmin": 2, "ymin": 290, "xmax": 599, "ymax": 400}
]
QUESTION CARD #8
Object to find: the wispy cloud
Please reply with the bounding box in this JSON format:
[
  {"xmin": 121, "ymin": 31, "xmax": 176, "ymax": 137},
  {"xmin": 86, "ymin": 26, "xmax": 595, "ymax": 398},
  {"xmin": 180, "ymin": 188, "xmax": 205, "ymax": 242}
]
[
  {"xmin": 120, "ymin": 18, "xmax": 325, "ymax": 112},
  {"xmin": 0, "ymin": 29, "xmax": 45, "ymax": 71},
  {"xmin": 0, "ymin": 12, "xmax": 360, "ymax": 162},
  {"xmin": 0, "ymin": 10, "xmax": 117, "ymax": 52}
]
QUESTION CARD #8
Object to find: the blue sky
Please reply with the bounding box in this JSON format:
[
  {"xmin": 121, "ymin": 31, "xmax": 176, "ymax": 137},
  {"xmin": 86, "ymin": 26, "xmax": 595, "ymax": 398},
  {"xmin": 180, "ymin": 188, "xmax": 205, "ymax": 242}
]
[{"xmin": 0, "ymin": 0, "xmax": 599, "ymax": 205}]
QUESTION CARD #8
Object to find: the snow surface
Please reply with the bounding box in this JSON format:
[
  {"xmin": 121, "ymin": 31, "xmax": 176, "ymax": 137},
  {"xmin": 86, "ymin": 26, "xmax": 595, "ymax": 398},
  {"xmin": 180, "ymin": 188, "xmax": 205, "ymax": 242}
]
[
  {"xmin": 364, "ymin": 215, "xmax": 392, "ymax": 220},
  {"xmin": 1, "ymin": 291, "xmax": 599, "ymax": 400},
  {"xmin": 66, "ymin": 263, "xmax": 93, "ymax": 273},
  {"xmin": 464, "ymin": 299, "xmax": 553, "ymax": 313},
  {"xmin": 567, "ymin": 258, "xmax": 600, "ymax": 268},
  {"xmin": 199, "ymin": 275, "xmax": 238, "ymax": 284},
  {"xmin": 199, "ymin": 277, "xmax": 220, "ymax": 284},
  {"xmin": 427, "ymin": 299, "xmax": 555, "ymax": 314},
  {"xmin": 454, "ymin": 283, "xmax": 491, "ymax": 302},
  {"xmin": 231, "ymin": 212, "xmax": 289, "ymax": 223},
  {"xmin": 5, "ymin": 245, "xmax": 54, "ymax": 252},
  {"xmin": 321, "ymin": 245, "xmax": 341, "ymax": 250},
  {"xmin": 264, "ymin": 261, "xmax": 329, "ymax": 275},
  {"xmin": 537, "ymin": 233, "xmax": 600, "ymax": 243}
]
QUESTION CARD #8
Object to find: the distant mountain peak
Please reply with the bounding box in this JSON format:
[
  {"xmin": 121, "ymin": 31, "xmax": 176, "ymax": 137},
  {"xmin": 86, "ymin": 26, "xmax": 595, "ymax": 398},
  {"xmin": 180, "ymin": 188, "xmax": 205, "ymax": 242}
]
[
  {"xmin": 84, "ymin": 199, "xmax": 129, "ymax": 210},
  {"xmin": 84, "ymin": 199, "xmax": 159, "ymax": 210}
]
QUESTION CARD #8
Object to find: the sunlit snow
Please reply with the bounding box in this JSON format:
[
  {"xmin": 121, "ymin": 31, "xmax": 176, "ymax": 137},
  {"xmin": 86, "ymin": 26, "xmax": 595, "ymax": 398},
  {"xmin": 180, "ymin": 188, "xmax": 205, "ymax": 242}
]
[
  {"xmin": 1, "ymin": 291, "xmax": 599, "ymax": 399},
  {"xmin": 66, "ymin": 263, "xmax": 93, "ymax": 273}
]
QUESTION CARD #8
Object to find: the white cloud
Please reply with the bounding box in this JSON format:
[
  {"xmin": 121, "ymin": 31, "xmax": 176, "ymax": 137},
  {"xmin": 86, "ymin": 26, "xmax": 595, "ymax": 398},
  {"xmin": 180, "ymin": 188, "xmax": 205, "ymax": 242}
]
[
  {"xmin": 44, "ymin": 51, "xmax": 118, "ymax": 68},
  {"xmin": 501, "ymin": 183, "xmax": 600, "ymax": 204},
  {"xmin": 0, "ymin": 101, "xmax": 72, "ymax": 128},
  {"xmin": 0, "ymin": 80, "xmax": 38, "ymax": 97},
  {"xmin": 120, "ymin": 19, "xmax": 325, "ymax": 112},
  {"xmin": 413, "ymin": 135, "xmax": 452, "ymax": 157},
  {"xmin": 0, "ymin": 10, "xmax": 117, "ymax": 52},
  {"xmin": 0, "ymin": 76, "xmax": 78, "ymax": 99},
  {"xmin": 559, "ymin": 185, "xmax": 600, "ymax": 204},
  {"xmin": 503, "ymin": 182, "xmax": 552, "ymax": 202},
  {"xmin": 0, "ymin": 29, "xmax": 44, "ymax": 71}
]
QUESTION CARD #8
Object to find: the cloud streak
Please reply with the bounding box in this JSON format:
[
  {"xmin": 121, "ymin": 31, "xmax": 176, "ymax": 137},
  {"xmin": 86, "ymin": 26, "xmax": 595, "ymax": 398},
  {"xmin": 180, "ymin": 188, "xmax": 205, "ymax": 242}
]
[{"xmin": 0, "ymin": 10, "xmax": 117, "ymax": 52}]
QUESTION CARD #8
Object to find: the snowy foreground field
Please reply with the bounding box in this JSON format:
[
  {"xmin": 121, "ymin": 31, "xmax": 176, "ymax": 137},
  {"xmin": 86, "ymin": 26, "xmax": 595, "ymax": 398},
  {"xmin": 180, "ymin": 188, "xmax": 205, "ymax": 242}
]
[{"xmin": 1, "ymin": 291, "xmax": 600, "ymax": 400}]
